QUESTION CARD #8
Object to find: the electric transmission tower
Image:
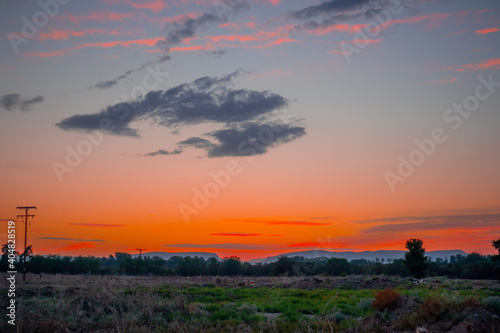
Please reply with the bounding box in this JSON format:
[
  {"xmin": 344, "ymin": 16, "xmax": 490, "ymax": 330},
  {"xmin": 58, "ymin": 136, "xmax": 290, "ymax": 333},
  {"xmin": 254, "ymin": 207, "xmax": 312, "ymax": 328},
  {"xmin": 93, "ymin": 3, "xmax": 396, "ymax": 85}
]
[{"xmin": 17, "ymin": 206, "xmax": 36, "ymax": 282}]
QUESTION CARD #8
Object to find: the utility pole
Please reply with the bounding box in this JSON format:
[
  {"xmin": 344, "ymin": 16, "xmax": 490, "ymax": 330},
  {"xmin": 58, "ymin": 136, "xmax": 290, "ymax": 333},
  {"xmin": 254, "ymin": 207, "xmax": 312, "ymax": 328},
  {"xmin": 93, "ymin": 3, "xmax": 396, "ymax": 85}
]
[
  {"xmin": 136, "ymin": 248, "xmax": 145, "ymax": 275},
  {"xmin": 17, "ymin": 206, "xmax": 36, "ymax": 282}
]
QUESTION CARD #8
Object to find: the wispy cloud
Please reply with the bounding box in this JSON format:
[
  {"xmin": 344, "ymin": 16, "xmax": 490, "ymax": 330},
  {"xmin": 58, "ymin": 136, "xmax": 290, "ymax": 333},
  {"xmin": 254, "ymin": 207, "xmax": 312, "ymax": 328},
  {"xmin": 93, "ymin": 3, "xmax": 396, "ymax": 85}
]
[
  {"xmin": 356, "ymin": 213, "xmax": 500, "ymax": 234},
  {"xmin": 163, "ymin": 243, "xmax": 265, "ymax": 249},
  {"xmin": 230, "ymin": 218, "xmax": 333, "ymax": 226},
  {"xmin": 443, "ymin": 58, "xmax": 500, "ymax": 71},
  {"xmin": 38, "ymin": 237, "xmax": 104, "ymax": 241},
  {"xmin": 289, "ymin": 0, "xmax": 371, "ymax": 20},
  {"xmin": 289, "ymin": 241, "xmax": 345, "ymax": 248},
  {"xmin": 443, "ymin": 30, "xmax": 469, "ymax": 38},
  {"xmin": 144, "ymin": 149, "xmax": 182, "ymax": 157},
  {"xmin": 61, "ymin": 242, "xmax": 98, "ymax": 251},
  {"xmin": 67, "ymin": 223, "xmax": 126, "ymax": 227},
  {"xmin": 293, "ymin": 3, "xmax": 468, "ymax": 36},
  {"xmin": 210, "ymin": 233, "xmax": 261, "ymax": 236},
  {"xmin": 36, "ymin": 29, "xmax": 139, "ymax": 41},
  {"xmin": 424, "ymin": 77, "xmax": 458, "ymax": 85},
  {"xmin": 124, "ymin": 0, "xmax": 168, "ymax": 13},
  {"xmin": 475, "ymin": 27, "xmax": 499, "ymax": 35},
  {"xmin": 58, "ymin": 12, "xmax": 137, "ymax": 23}
]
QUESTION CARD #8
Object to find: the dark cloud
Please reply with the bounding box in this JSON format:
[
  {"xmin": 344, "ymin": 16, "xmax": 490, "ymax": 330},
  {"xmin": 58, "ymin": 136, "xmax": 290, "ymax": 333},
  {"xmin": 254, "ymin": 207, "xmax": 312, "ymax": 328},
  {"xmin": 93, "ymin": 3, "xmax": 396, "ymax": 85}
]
[
  {"xmin": 290, "ymin": 0, "xmax": 371, "ymax": 20},
  {"xmin": 38, "ymin": 237, "xmax": 103, "ymax": 241},
  {"xmin": 59, "ymin": 70, "xmax": 306, "ymax": 157},
  {"xmin": 94, "ymin": 69, "xmax": 135, "ymax": 90},
  {"xmin": 205, "ymin": 122, "xmax": 305, "ymax": 157},
  {"xmin": 56, "ymin": 100, "xmax": 143, "ymax": 137},
  {"xmin": 178, "ymin": 137, "xmax": 216, "ymax": 150},
  {"xmin": 157, "ymin": 13, "xmax": 220, "ymax": 52},
  {"xmin": 1, "ymin": 94, "xmax": 44, "ymax": 112},
  {"xmin": 291, "ymin": 0, "xmax": 416, "ymax": 33},
  {"xmin": 144, "ymin": 148, "xmax": 183, "ymax": 157}
]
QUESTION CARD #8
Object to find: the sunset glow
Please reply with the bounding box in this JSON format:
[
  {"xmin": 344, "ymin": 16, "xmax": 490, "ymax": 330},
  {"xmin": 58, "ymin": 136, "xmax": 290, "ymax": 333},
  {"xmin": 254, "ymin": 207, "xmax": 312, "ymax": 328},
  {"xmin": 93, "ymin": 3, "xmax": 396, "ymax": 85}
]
[{"xmin": 1, "ymin": 0, "xmax": 499, "ymax": 261}]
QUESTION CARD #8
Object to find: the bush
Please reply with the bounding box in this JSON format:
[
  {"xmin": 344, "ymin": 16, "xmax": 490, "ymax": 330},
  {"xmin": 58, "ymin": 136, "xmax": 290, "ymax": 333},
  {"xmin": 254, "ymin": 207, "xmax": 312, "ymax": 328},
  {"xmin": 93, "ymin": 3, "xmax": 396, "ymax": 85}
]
[
  {"xmin": 372, "ymin": 289, "xmax": 400, "ymax": 310},
  {"xmin": 358, "ymin": 298, "xmax": 375, "ymax": 311},
  {"xmin": 238, "ymin": 303, "xmax": 257, "ymax": 315},
  {"xmin": 458, "ymin": 296, "xmax": 481, "ymax": 311},
  {"xmin": 419, "ymin": 296, "xmax": 446, "ymax": 318},
  {"xmin": 330, "ymin": 307, "xmax": 346, "ymax": 323},
  {"xmin": 483, "ymin": 296, "xmax": 500, "ymax": 313},
  {"xmin": 414, "ymin": 294, "xmax": 482, "ymax": 325}
]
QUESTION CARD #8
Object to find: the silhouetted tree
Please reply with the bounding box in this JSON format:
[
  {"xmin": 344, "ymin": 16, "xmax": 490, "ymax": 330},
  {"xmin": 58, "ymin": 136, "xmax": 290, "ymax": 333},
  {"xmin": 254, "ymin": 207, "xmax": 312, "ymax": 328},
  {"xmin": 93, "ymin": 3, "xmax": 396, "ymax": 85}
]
[
  {"xmin": 403, "ymin": 239, "xmax": 428, "ymax": 279},
  {"xmin": 115, "ymin": 252, "xmax": 133, "ymax": 274},
  {"xmin": 271, "ymin": 256, "xmax": 295, "ymax": 276},
  {"xmin": 492, "ymin": 238, "xmax": 500, "ymax": 262},
  {"xmin": 221, "ymin": 256, "xmax": 241, "ymax": 276},
  {"xmin": 325, "ymin": 258, "xmax": 350, "ymax": 276},
  {"xmin": 206, "ymin": 257, "xmax": 219, "ymax": 275},
  {"xmin": 492, "ymin": 238, "xmax": 500, "ymax": 280}
]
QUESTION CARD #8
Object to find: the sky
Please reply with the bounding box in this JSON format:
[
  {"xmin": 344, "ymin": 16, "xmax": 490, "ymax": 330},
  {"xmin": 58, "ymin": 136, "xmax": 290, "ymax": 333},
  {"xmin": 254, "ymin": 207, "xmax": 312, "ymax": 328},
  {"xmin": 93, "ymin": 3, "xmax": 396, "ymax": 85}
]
[{"xmin": 0, "ymin": 0, "xmax": 499, "ymax": 261}]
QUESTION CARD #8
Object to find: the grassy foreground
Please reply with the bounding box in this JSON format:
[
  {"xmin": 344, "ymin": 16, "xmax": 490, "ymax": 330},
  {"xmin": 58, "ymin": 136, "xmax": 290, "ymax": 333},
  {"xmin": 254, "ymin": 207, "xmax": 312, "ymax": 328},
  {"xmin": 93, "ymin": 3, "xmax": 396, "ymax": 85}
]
[{"xmin": 1, "ymin": 274, "xmax": 499, "ymax": 332}]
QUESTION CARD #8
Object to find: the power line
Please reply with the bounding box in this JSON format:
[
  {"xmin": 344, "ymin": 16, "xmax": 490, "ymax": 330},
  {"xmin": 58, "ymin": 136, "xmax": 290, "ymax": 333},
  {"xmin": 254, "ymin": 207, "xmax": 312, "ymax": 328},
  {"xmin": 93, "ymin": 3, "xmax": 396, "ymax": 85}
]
[{"xmin": 17, "ymin": 206, "xmax": 36, "ymax": 282}]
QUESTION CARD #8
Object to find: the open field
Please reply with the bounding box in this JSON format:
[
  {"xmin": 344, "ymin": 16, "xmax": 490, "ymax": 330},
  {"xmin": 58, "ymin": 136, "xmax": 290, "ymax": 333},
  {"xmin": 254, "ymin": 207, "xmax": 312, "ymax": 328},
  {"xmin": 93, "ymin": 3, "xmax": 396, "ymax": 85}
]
[{"xmin": 1, "ymin": 274, "xmax": 499, "ymax": 332}]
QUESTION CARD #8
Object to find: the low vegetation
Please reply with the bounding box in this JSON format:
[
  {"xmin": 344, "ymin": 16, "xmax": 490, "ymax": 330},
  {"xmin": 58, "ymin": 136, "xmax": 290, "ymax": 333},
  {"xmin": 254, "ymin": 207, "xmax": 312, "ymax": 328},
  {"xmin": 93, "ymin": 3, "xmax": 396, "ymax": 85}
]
[
  {"xmin": 1, "ymin": 274, "xmax": 499, "ymax": 332},
  {"xmin": 1, "ymin": 251, "xmax": 499, "ymax": 280}
]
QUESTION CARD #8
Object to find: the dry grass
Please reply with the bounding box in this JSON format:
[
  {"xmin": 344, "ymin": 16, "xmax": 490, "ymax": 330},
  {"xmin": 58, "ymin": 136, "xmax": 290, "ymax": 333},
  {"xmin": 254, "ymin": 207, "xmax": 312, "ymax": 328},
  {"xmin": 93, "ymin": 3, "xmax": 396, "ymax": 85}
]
[
  {"xmin": 1, "ymin": 274, "xmax": 497, "ymax": 332},
  {"xmin": 372, "ymin": 289, "xmax": 401, "ymax": 310}
]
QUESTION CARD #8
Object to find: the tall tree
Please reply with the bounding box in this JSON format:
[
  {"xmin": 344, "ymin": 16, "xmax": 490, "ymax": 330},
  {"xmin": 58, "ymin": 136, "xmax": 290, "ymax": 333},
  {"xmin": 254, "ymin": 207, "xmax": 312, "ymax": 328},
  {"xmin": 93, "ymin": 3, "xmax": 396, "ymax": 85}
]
[
  {"xmin": 492, "ymin": 238, "xmax": 500, "ymax": 280},
  {"xmin": 492, "ymin": 238, "xmax": 500, "ymax": 262},
  {"xmin": 221, "ymin": 256, "xmax": 241, "ymax": 276},
  {"xmin": 403, "ymin": 239, "xmax": 428, "ymax": 279},
  {"xmin": 325, "ymin": 257, "xmax": 350, "ymax": 276}
]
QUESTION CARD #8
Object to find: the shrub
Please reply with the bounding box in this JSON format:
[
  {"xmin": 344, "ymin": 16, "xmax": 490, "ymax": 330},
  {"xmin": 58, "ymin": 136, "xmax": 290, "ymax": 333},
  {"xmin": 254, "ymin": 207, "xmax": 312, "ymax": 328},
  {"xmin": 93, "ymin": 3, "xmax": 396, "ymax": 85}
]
[
  {"xmin": 419, "ymin": 296, "xmax": 446, "ymax": 318},
  {"xmin": 238, "ymin": 303, "xmax": 257, "ymax": 315},
  {"xmin": 329, "ymin": 307, "xmax": 346, "ymax": 323},
  {"xmin": 357, "ymin": 298, "xmax": 375, "ymax": 311},
  {"xmin": 483, "ymin": 296, "xmax": 500, "ymax": 312},
  {"xmin": 415, "ymin": 294, "xmax": 481, "ymax": 325},
  {"xmin": 372, "ymin": 289, "xmax": 401, "ymax": 310},
  {"xmin": 458, "ymin": 296, "xmax": 481, "ymax": 311}
]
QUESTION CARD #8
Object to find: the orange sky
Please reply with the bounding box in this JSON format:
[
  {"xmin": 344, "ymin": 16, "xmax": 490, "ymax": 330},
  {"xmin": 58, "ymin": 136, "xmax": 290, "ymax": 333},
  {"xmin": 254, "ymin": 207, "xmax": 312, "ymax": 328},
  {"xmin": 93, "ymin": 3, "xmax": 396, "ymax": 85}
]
[{"xmin": 1, "ymin": 0, "xmax": 499, "ymax": 260}]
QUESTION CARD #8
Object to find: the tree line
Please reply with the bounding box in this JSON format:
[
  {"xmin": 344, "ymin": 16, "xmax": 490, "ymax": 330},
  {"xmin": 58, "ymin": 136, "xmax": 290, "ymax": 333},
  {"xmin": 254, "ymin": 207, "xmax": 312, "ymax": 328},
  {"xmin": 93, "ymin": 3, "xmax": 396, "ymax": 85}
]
[{"xmin": 2, "ymin": 238, "xmax": 499, "ymax": 279}]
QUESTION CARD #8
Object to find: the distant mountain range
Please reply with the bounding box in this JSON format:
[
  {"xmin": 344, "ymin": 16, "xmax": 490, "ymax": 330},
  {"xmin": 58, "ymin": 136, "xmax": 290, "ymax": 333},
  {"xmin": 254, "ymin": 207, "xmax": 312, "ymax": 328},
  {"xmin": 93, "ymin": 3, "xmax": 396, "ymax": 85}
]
[
  {"xmin": 134, "ymin": 252, "xmax": 221, "ymax": 261},
  {"xmin": 253, "ymin": 250, "xmax": 469, "ymax": 264},
  {"xmin": 134, "ymin": 249, "xmax": 468, "ymax": 263}
]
